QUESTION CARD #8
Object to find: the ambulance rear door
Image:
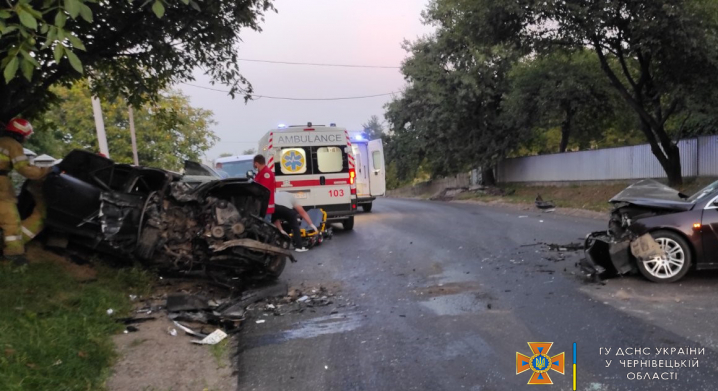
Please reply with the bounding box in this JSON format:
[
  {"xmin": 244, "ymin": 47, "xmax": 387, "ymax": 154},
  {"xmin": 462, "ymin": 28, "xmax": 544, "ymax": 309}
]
[{"xmin": 368, "ymin": 139, "xmax": 385, "ymax": 196}]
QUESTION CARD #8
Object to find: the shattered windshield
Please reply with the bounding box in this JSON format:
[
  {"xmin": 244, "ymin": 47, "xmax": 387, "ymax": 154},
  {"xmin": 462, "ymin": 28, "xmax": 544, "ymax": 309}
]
[{"xmin": 688, "ymin": 180, "xmax": 718, "ymax": 202}]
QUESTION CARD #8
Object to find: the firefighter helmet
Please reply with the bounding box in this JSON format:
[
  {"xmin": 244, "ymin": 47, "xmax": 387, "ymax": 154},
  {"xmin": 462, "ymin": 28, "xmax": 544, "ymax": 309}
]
[{"xmin": 5, "ymin": 118, "xmax": 34, "ymax": 139}]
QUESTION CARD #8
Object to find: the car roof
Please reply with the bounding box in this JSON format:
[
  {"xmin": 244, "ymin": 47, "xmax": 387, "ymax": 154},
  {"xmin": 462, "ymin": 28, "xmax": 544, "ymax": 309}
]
[{"xmin": 215, "ymin": 154, "xmax": 255, "ymax": 164}]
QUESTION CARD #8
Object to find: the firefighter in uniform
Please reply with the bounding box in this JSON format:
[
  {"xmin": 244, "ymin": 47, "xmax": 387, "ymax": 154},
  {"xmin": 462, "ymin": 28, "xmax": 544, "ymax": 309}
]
[{"xmin": 0, "ymin": 118, "xmax": 51, "ymax": 265}]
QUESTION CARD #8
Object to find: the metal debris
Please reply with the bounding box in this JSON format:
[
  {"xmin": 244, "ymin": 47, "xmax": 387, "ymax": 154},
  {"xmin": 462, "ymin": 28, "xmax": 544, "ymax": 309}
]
[{"xmin": 191, "ymin": 329, "xmax": 228, "ymax": 345}]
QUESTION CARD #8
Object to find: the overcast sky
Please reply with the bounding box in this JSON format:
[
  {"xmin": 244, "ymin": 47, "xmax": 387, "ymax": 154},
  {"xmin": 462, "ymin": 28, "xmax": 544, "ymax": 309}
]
[{"xmin": 178, "ymin": 0, "xmax": 434, "ymax": 161}]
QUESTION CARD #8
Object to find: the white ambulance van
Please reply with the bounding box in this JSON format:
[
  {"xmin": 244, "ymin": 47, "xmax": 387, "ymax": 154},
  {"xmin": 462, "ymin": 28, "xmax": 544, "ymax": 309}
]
[
  {"xmin": 214, "ymin": 154, "xmax": 255, "ymax": 178},
  {"xmin": 348, "ymin": 132, "xmax": 386, "ymax": 212},
  {"xmin": 258, "ymin": 123, "xmax": 357, "ymax": 230}
]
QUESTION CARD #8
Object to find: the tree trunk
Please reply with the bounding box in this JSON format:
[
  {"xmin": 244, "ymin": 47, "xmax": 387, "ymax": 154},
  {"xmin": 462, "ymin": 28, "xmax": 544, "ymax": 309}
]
[
  {"xmin": 559, "ymin": 105, "xmax": 575, "ymax": 153},
  {"xmin": 592, "ymin": 43, "xmax": 684, "ymax": 186},
  {"xmin": 639, "ymin": 121, "xmax": 683, "ymax": 186},
  {"xmin": 482, "ymin": 166, "xmax": 496, "ymax": 186},
  {"xmin": 662, "ymin": 143, "xmax": 683, "ymax": 187}
]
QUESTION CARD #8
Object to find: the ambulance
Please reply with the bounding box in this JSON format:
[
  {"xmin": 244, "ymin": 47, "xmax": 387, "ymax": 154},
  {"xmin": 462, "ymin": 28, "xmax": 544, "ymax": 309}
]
[
  {"xmin": 348, "ymin": 132, "xmax": 386, "ymax": 212},
  {"xmin": 258, "ymin": 123, "xmax": 358, "ymax": 230}
]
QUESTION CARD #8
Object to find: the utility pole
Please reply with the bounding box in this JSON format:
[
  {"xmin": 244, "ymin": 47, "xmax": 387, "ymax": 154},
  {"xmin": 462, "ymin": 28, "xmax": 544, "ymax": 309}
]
[
  {"xmin": 91, "ymin": 95, "xmax": 110, "ymax": 157},
  {"xmin": 128, "ymin": 106, "xmax": 139, "ymax": 165}
]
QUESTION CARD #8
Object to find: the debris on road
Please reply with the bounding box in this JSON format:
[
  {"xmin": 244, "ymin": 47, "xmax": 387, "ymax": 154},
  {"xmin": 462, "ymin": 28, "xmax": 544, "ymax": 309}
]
[
  {"xmin": 173, "ymin": 321, "xmax": 208, "ymax": 338},
  {"xmin": 191, "ymin": 329, "xmax": 228, "ymax": 345},
  {"xmin": 535, "ymin": 194, "xmax": 556, "ymax": 210}
]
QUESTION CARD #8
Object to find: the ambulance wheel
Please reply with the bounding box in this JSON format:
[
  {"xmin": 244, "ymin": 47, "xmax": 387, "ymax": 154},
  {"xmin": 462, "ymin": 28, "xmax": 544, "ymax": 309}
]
[
  {"xmin": 362, "ymin": 203, "xmax": 373, "ymax": 212},
  {"xmin": 342, "ymin": 217, "xmax": 355, "ymax": 231}
]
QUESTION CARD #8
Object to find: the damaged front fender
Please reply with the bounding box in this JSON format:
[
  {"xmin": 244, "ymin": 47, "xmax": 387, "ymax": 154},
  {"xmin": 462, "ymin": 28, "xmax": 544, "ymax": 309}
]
[{"xmin": 582, "ymin": 231, "xmax": 667, "ymax": 280}]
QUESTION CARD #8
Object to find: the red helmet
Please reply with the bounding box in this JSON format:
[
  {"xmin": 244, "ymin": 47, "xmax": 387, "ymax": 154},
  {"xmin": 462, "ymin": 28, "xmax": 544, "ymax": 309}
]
[{"xmin": 6, "ymin": 118, "xmax": 34, "ymax": 139}]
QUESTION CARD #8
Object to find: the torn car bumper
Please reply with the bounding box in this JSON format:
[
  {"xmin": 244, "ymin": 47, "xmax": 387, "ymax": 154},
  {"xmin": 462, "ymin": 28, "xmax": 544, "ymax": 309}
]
[{"xmin": 582, "ymin": 231, "xmax": 636, "ymax": 277}]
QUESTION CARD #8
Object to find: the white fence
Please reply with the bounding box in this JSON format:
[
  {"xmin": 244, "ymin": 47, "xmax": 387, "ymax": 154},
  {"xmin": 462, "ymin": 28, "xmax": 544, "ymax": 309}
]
[{"xmin": 497, "ymin": 135, "xmax": 718, "ymax": 183}]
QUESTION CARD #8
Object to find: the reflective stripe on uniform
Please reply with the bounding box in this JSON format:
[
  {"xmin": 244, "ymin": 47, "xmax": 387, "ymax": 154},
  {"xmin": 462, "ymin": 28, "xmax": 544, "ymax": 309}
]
[
  {"xmin": 5, "ymin": 235, "xmax": 21, "ymax": 241},
  {"xmin": 267, "ymin": 204, "xmax": 275, "ymax": 209},
  {"xmin": 12, "ymin": 155, "xmax": 27, "ymax": 164},
  {"xmin": 21, "ymin": 226, "xmax": 36, "ymax": 239}
]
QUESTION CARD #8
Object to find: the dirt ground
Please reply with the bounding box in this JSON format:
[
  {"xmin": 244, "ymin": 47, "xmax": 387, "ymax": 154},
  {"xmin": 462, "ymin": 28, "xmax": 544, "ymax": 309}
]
[{"xmin": 107, "ymin": 315, "xmax": 237, "ymax": 391}]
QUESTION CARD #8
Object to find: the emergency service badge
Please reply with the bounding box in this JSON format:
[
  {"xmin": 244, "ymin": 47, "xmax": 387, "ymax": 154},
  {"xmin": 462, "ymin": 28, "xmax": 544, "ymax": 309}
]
[
  {"xmin": 281, "ymin": 149, "xmax": 306, "ymax": 174},
  {"xmin": 516, "ymin": 342, "xmax": 565, "ymax": 384}
]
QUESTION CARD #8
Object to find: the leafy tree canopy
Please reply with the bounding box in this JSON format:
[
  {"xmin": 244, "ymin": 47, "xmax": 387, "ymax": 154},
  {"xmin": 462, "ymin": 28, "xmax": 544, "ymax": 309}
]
[{"xmin": 0, "ymin": 0, "xmax": 275, "ymax": 123}]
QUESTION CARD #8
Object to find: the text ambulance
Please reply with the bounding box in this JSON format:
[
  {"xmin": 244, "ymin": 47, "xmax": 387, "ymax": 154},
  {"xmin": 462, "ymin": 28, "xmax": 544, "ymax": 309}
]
[{"xmin": 258, "ymin": 123, "xmax": 357, "ymax": 230}]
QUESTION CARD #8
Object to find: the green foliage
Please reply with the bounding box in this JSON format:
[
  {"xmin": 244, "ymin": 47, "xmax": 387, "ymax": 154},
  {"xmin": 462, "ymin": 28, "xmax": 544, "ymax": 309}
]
[
  {"xmin": 504, "ymin": 50, "xmax": 641, "ymax": 154},
  {"xmin": 25, "ymin": 80, "xmax": 218, "ymax": 171},
  {"xmin": 386, "ymin": 0, "xmax": 718, "ymax": 186},
  {"xmin": 0, "ymin": 0, "xmax": 276, "ymax": 122},
  {"xmin": 242, "ymin": 148, "xmax": 257, "ymax": 155},
  {"xmin": 0, "ymin": 257, "xmax": 152, "ymax": 391},
  {"xmin": 361, "ymin": 115, "xmax": 385, "ymax": 141}
]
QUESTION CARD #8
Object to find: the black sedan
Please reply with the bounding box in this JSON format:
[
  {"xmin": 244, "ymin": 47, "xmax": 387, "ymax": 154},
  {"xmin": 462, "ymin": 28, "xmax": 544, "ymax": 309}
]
[{"xmin": 583, "ymin": 179, "xmax": 718, "ymax": 283}]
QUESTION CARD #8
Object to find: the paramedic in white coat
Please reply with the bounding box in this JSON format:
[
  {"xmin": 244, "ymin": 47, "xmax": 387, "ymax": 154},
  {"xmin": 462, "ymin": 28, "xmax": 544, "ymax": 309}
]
[{"xmin": 273, "ymin": 191, "xmax": 318, "ymax": 252}]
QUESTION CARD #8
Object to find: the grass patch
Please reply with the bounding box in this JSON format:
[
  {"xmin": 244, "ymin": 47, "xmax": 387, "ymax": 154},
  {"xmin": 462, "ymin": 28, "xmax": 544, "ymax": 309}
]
[
  {"xmin": 458, "ymin": 177, "xmax": 718, "ymax": 212},
  {"xmin": 0, "ymin": 255, "xmax": 153, "ymax": 391},
  {"xmin": 209, "ymin": 339, "xmax": 230, "ymax": 368}
]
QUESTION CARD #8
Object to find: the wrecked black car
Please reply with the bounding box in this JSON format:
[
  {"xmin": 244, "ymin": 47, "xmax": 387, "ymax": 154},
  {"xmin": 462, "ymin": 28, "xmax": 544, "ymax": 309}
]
[
  {"xmin": 583, "ymin": 179, "xmax": 718, "ymax": 283},
  {"xmin": 22, "ymin": 150, "xmax": 293, "ymax": 282}
]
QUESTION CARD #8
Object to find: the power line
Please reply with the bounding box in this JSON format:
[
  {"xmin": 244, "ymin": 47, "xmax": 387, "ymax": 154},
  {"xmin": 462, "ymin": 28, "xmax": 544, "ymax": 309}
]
[
  {"xmin": 237, "ymin": 58, "xmax": 401, "ymax": 69},
  {"xmin": 181, "ymin": 83, "xmax": 397, "ymax": 101}
]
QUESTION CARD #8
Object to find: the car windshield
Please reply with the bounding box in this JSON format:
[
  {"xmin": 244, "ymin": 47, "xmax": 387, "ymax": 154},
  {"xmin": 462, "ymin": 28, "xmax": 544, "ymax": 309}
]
[
  {"xmin": 688, "ymin": 180, "xmax": 718, "ymax": 202},
  {"xmin": 218, "ymin": 160, "xmax": 254, "ymax": 178}
]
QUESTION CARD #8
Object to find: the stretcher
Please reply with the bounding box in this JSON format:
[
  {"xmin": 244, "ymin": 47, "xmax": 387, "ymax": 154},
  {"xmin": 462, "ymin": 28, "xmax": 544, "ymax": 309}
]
[{"xmin": 282, "ymin": 208, "xmax": 333, "ymax": 249}]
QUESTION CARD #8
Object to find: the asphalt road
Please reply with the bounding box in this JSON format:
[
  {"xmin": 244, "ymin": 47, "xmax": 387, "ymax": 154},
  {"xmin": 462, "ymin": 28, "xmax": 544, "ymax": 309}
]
[{"xmin": 236, "ymin": 198, "xmax": 718, "ymax": 391}]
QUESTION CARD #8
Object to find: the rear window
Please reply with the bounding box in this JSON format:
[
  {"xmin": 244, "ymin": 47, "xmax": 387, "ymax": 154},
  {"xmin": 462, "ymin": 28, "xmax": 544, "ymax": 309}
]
[
  {"xmin": 275, "ymin": 146, "xmax": 348, "ymax": 176},
  {"xmin": 216, "ymin": 160, "xmax": 254, "ymax": 178},
  {"xmin": 317, "ymin": 147, "xmax": 343, "ymax": 173}
]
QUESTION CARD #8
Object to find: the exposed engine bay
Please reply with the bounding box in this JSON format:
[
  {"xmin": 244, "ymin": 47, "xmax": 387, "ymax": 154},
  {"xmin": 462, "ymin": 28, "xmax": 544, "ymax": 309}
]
[{"xmin": 21, "ymin": 150, "xmax": 294, "ymax": 283}]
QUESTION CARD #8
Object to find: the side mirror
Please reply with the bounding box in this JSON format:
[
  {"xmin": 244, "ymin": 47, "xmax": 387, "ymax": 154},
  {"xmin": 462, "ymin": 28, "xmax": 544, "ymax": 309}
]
[{"xmin": 246, "ymin": 170, "xmax": 255, "ymax": 179}]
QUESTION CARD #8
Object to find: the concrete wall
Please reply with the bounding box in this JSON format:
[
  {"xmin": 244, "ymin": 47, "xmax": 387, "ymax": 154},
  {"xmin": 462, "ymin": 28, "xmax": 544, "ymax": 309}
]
[{"xmin": 498, "ymin": 135, "xmax": 718, "ymax": 183}]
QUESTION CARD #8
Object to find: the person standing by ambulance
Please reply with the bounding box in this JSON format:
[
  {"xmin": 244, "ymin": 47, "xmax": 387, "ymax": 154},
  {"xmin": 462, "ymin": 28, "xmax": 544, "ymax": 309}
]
[
  {"xmin": 0, "ymin": 119, "xmax": 52, "ymax": 265},
  {"xmin": 253, "ymin": 154, "xmax": 275, "ymax": 221}
]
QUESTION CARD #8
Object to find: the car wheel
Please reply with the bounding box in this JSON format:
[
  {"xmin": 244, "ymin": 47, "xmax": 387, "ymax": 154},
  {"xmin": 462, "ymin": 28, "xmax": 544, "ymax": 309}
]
[
  {"xmin": 266, "ymin": 255, "xmax": 287, "ymax": 279},
  {"xmin": 636, "ymin": 230, "xmax": 692, "ymax": 283},
  {"xmin": 343, "ymin": 216, "xmax": 355, "ymax": 231},
  {"xmin": 362, "ymin": 203, "xmax": 373, "ymax": 213}
]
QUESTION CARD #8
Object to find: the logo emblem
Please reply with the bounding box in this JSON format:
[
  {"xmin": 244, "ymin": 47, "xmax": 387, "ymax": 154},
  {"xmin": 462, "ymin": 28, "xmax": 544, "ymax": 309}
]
[
  {"xmin": 516, "ymin": 342, "xmax": 565, "ymax": 385},
  {"xmin": 281, "ymin": 149, "xmax": 306, "ymax": 173}
]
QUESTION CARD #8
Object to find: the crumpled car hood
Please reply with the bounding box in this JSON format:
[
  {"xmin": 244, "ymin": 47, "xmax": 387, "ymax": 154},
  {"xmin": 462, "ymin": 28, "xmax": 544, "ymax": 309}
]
[{"xmin": 609, "ymin": 179, "xmax": 694, "ymax": 211}]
